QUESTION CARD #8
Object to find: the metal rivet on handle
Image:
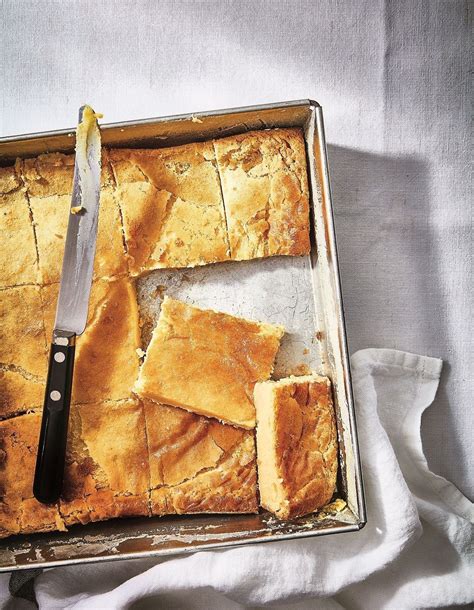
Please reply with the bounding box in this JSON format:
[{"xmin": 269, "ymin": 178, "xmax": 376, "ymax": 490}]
[
  {"xmin": 50, "ymin": 391, "xmax": 61, "ymax": 401},
  {"xmin": 54, "ymin": 337, "xmax": 69, "ymax": 346},
  {"xmin": 54, "ymin": 352, "xmax": 66, "ymax": 363}
]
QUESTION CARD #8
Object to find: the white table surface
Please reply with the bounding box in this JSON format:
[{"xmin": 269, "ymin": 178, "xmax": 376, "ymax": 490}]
[{"xmin": 1, "ymin": 0, "xmax": 472, "ymax": 499}]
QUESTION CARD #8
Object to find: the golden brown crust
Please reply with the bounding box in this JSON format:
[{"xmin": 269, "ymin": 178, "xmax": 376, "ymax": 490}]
[
  {"xmin": 0, "ymin": 369, "xmax": 45, "ymax": 420},
  {"xmin": 0, "ymin": 412, "xmax": 66, "ymax": 539},
  {"xmin": 0, "ymin": 166, "xmax": 40, "ymax": 288},
  {"xmin": 60, "ymin": 400, "xmax": 150, "ymax": 526},
  {"xmin": 0, "ymin": 286, "xmax": 48, "ymax": 419},
  {"xmin": 135, "ymin": 297, "xmax": 284, "ymax": 428},
  {"xmin": 21, "ymin": 153, "xmax": 75, "ymax": 197},
  {"xmin": 255, "ymin": 374, "xmax": 338, "ymax": 519},
  {"xmin": 41, "ymin": 277, "xmax": 141, "ymax": 404},
  {"xmin": 143, "ymin": 399, "xmax": 258, "ymax": 515},
  {"xmin": 20, "ymin": 150, "xmax": 114, "ymax": 197},
  {"xmin": 0, "ymin": 164, "xmax": 22, "ymax": 194},
  {"xmin": 19, "ymin": 152, "xmax": 127, "ymax": 284},
  {"xmin": 214, "ymin": 128, "xmax": 310, "ymax": 260},
  {"xmin": 108, "ymin": 143, "xmax": 230, "ymax": 273}
]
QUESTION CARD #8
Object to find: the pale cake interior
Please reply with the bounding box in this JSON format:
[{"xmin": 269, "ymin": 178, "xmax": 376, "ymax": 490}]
[{"xmin": 254, "ymin": 382, "xmax": 288, "ymax": 516}]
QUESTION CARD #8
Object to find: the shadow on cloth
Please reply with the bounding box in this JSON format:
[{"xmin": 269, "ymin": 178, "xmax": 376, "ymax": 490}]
[{"xmin": 326, "ymin": 145, "xmax": 465, "ymax": 489}]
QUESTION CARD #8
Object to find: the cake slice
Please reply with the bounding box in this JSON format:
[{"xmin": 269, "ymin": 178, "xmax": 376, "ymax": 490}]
[
  {"xmin": 0, "ymin": 412, "xmax": 66, "ymax": 539},
  {"xmin": 21, "ymin": 152, "xmax": 127, "ymax": 284},
  {"xmin": 109, "ymin": 142, "xmax": 230, "ymax": 274},
  {"xmin": 60, "ymin": 400, "xmax": 150, "ymax": 526},
  {"xmin": 143, "ymin": 399, "xmax": 258, "ymax": 515},
  {"xmin": 214, "ymin": 128, "xmax": 311, "ymax": 261},
  {"xmin": 254, "ymin": 373, "xmax": 338, "ymax": 519},
  {"xmin": 0, "ymin": 401, "xmax": 150, "ymax": 538},
  {"xmin": 41, "ymin": 277, "xmax": 141, "ymax": 404},
  {"xmin": 0, "ymin": 286, "xmax": 48, "ymax": 419},
  {"xmin": 135, "ymin": 297, "xmax": 284, "ymax": 428}
]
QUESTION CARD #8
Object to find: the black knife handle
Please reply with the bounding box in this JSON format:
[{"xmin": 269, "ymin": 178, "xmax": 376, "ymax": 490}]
[{"xmin": 33, "ymin": 331, "xmax": 76, "ymax": 504}]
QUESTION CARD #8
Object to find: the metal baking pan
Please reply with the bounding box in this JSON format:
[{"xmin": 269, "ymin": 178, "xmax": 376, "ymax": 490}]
[{"xmin": 0, "ymin": 100, "xmax": 366, "ymax": 571}]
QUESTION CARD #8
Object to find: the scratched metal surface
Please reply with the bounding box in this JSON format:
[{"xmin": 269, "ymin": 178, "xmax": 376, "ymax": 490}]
[
  {"xmin": 0, "ymin": 100, "xmax": 366, "ymax": 571},
  {"xmin": 137, "ymin": 256, "xmax": 321, "ymax": 378}
]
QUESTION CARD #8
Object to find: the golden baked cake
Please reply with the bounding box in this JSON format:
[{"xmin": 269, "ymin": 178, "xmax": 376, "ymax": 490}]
[
  {"xmin": 41, "ymin": 277, "xmax": 141, "ymax": 404},
  {"xmin": 0, "ymin": 412, "xmax": 66, "ymax": 538},
  {"xmin": 108, "ymin": 142, "xmax": 230, "ymax": 274},
  {"xmin": 135, "ymin": 297, "xmax": 284, "ymax": 428},
  {"xmin": 0, "ymin": 401, "xmax": 149, "ymax": 537},
  {"xmin": 22, "ymin": 152, "xmax": 76, "ymax": 198},
  {"xmin": 0, "ymin": 370, "xmax": 45, "ymax": 422},
  {"xmin": 20, "ymin": 152, "xmax": 127, "ymax": 284},
  {"xmin": 0, "ymin": 165, "xmax": 39, "ymax": 288},
  {"xmin": 214, "ymin": 128, "xmax": 311, "ymax": 260},
  {"xmin": 60, "ymin": 400, "xmax": 150, "ymax": 526},
  {"xmin": 143, "ymin": 399, "xmax": 258, "ymax": 515},
  {"xmin": 254, "ymin": 373, "xmax": 338, "ymax": 519},
  {"xmin": 0, "ymin": 286, "xmax": 48, "ymax": 419}
]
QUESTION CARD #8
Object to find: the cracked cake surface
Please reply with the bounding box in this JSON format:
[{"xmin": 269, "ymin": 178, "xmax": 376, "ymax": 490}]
[
  {"xmin": 254, "ymin": 373, "xmax": 338, "ymax": 519},
  {"xmin": 213, "ymin": 128, "xmax": 311, "ymax": 261},
  {"xmin": 0, "ymin": 286, "xmax": 48, "ymax": 419},
  {"xmin": 19, "ymin": 152, "xmax": 127, "ymax": 284},
  {"xmin": 135, "ymin": 297, "xmax": 284, "ymax": 429},
  {"xmin": 143, "ymin": 399, "xmax": 258, "ymax": 515},
  {"xmin": 109, "ymin": 142, "xmax": 230, "ymax": 273},
  {"xmin": 0, "ymin": 411, "xmax": 66, "ymax": 538},
  {"xmin": 0, "ymin": 166, "xmax": 40, "ymax": 288},
  {"xmin": 41, "ymin": 277, "xmax": 141, "ymax": 405},
  {"xmin": 60, "ymin": 400, "xmax": 150, "ymax": 526},
  {"xmin": 0, "ymin": 402, "xmax": 150, "ymax": 537}
]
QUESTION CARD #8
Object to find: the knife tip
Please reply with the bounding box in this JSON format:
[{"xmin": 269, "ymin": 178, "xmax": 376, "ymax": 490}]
[{"xmin": 78, "ymin": 105, "xmax": 102, "ymax": 124}]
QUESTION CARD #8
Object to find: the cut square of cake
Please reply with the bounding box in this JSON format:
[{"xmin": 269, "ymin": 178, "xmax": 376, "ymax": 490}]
[
  {"xmin": 213, "ymin": 128, "xmax": 311, "ymax": 261},
  {"xmin": 108, "ymin": 142, "xmax": 230, "ymax": 274},
  {"xmin": 254, "ymin": 373, "xmax": 338, "ymax": 519},
  {"xmin": 20, "ymin": 152, "xmax": 127, "ymax": 284},
  {"xmin": 143, "ymin": 399, "xmax": 258, "ymax": 515},
  {"xmin": 135, "ymin": 297, "xmax": 284, "ymax": 428},
  {"xmin": 41, "ymin": 277, "xmax": 141, "ymax": 405},
  {"xmin": 60, "ymin": 400, "xmax": 150, "ymax": 526}
]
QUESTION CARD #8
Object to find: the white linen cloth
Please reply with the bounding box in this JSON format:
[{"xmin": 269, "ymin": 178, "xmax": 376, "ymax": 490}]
[{"xmin": 1, "ymin": 348, "xmax": 472, "ymax": 609}]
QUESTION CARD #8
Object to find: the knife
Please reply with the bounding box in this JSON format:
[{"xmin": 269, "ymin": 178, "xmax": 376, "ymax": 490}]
[{"xmin": 33, "ymin": 105, "xmax": 102, "ymax": 505}]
